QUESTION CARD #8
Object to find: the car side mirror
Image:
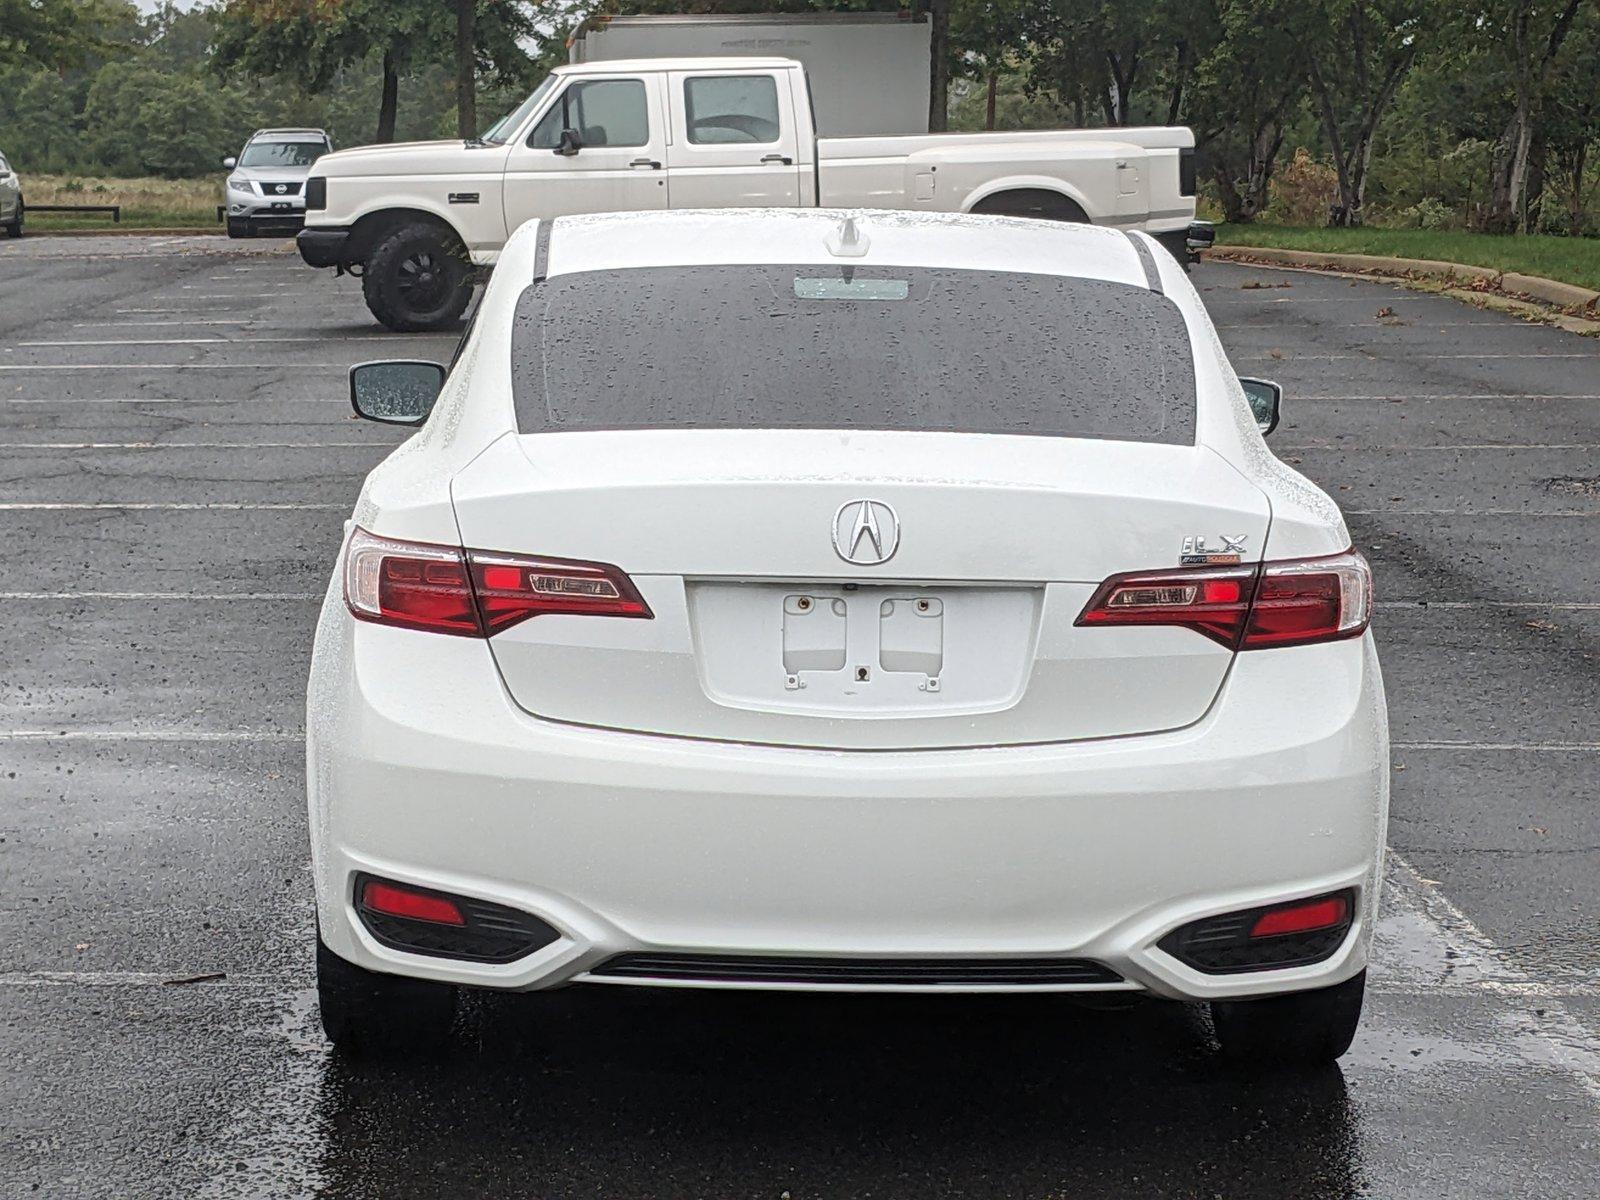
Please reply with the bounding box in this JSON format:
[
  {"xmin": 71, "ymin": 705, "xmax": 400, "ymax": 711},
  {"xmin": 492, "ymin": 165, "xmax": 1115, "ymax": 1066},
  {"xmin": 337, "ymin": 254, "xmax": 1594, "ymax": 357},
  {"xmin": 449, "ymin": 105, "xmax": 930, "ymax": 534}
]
[
  {"xmin": 1240, "ymin": 377, "xmax": 1282, "ymax": 435},
  {"xmin": 349, "ymin": 360, "xmax": 447, "ymax": 426},
  {"xmin": 222, "ymin": 156, "xmax": 237, "ymax": 169},
  {"xmin": 555, "ymin": 128, "xmax": 583, "ymax": 157}
]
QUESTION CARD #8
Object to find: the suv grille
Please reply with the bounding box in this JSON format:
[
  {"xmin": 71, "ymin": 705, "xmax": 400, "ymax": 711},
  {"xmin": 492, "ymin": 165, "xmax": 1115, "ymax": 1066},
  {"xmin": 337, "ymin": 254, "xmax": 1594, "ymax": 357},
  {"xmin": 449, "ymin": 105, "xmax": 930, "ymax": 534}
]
[
  {"xmin": 590, "ymin": 953, "xmax": 1122, "ymax": 987},
  {"xmin": 259, "ymin": 180, "xmax": 303, "ymax": 196}
]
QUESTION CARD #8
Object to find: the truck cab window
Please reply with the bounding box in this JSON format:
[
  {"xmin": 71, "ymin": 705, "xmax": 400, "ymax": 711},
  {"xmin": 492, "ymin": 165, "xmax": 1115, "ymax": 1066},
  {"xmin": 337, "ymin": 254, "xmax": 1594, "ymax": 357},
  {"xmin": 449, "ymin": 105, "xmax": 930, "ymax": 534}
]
[
  {"xmin": 684, "ymin": 76, "xmax": 781, "ymax": 145},
  {"xmin": 530, "ymin": 79, "xmax": 649, "ymax": 149}
]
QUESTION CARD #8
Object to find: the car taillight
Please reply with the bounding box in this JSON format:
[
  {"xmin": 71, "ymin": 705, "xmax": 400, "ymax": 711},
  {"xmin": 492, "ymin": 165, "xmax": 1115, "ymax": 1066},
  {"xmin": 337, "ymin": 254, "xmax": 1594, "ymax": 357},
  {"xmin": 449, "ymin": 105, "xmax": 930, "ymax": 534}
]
[
  {"xmin": 469, "ymin": 549, "xmax": 651, "ymax": 632},
  {"xmin": 1076, "ymin": 550, "xmax": 1370, "ymax": 650},
  {"xmin": 343, "ymin": 527, "xmax": 652, "ymax": 637}
]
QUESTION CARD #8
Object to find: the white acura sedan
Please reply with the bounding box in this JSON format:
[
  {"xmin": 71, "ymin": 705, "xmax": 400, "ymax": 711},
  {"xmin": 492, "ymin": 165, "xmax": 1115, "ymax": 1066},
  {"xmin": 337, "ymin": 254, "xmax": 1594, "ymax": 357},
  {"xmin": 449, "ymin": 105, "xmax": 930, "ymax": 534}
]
[{"xmin": 308, "ymin": 209, "xmax": 1387, "ymax": 1066}]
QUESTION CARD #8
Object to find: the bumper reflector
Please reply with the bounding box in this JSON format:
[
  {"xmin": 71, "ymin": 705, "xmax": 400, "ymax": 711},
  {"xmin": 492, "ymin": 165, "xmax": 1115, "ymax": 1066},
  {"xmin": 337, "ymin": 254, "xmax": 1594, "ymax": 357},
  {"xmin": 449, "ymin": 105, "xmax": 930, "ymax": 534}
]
[
  {"xmin": 353, "ymin": 874, "xmax": 561, "ymax": 964},
  {"xmin": 1159, "ymin": 889, "xmax": 1357, "ymax": 975}
]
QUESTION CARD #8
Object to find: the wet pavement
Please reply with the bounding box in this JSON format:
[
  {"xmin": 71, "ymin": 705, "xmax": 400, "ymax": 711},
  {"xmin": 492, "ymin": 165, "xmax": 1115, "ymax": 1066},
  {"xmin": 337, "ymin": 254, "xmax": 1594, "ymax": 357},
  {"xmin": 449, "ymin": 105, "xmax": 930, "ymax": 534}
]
[{"xmin": 1, "ymin": 234, "xmax": 1598, "ymax": 1197}]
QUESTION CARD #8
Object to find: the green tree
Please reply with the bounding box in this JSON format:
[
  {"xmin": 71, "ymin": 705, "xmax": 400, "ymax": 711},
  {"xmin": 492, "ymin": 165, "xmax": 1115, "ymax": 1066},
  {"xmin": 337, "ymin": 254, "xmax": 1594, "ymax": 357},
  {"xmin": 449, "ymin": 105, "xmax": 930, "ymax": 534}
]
[
  {"xmin": 1187, "ymin": 0, "xmax": 1312, "ymax": 221},
  {"xmin": 1304, "ymin": 0, "xmax": 1436, "ymax": 225}
]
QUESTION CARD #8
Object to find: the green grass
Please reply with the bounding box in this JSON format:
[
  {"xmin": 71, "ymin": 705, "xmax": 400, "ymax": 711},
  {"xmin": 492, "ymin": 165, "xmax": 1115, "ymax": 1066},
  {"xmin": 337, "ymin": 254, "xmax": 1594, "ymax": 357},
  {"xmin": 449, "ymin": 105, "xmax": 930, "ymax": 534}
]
[{"xmin": 1214, "ymin": 224, "xmax": 1600, "ymax": 293}]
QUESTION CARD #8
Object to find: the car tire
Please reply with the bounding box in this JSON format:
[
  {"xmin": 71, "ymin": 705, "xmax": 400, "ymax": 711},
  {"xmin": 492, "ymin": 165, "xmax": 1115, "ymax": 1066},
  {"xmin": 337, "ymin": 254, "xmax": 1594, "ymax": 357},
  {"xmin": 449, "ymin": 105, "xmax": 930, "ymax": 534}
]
[
  {"xmin": 362, "ymin": 222, "xmax": 474, "ymax": 332},
  {"xmin": 4, "ymin": 200, "xmax": 21, "ymax": 239},
  {"xmin": 317, "ymin": 935, "xmax": 458, "ymax": 1058},
  {"xmin": 1209, "ymin": 969, "xmax": 1366, "ymax": 1067},
  {"xmin": 226, "ymin": 216, "xmax": 252, "ymax": 239}
]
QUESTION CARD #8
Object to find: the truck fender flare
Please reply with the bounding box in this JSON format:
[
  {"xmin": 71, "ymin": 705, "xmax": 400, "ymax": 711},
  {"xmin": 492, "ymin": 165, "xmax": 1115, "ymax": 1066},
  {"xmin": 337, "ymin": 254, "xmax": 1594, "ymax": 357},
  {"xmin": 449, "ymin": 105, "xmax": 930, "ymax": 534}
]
[
  {"xmin": 962, "ymin": 177, "xmax": 1096, "ymax": 223},
  {"xmin": 347, "ymin": 205, "xmax": 472, "ymax": 264}
]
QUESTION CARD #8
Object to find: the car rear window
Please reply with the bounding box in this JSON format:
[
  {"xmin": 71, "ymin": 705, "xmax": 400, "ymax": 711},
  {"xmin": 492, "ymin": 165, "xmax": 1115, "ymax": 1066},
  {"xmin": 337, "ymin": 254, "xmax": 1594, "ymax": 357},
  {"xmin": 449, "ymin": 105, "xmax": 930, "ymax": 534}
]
[{"xmin": 510, "ymin": 265, "xmax": 1196, "ymax": 443}]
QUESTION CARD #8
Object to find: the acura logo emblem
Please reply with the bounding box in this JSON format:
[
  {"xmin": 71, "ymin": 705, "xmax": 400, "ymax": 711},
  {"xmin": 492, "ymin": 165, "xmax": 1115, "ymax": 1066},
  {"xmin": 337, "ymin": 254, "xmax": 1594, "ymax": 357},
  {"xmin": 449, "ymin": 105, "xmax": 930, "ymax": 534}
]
[{"xmin": 832, "ymin": 499, "xmax": 899, "ymax": 566}]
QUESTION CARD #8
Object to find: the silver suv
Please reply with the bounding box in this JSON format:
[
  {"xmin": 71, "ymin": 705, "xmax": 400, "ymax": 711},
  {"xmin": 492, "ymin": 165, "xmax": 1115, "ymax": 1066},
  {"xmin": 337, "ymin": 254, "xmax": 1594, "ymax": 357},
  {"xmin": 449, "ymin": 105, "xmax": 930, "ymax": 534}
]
[
  {"xmin": 0, "ymin": 150, "xmax": 22, "ymax": 238},
  {"xmin": 223, "ymin": 128, "xmax": 332, "ymax": 239}
]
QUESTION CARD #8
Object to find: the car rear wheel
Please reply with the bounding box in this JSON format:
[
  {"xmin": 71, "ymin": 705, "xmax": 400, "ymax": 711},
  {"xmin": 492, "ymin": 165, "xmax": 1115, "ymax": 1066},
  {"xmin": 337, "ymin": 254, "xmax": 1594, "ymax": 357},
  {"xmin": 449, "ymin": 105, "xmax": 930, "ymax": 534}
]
[
  {"xmin": 362, "ymin": 222, "xmax": 474, "ymax": 332},
  {"xmin": 317, "ymin": 936, "xmax": 458, "ymax": 1058},
  {"xmin": 4, "ymin": 200, "xmax": 21, "ymax": 238},
  {"xmin": 1209, "ymin": 969, "xmax": 1366, "ymax": 1067}
]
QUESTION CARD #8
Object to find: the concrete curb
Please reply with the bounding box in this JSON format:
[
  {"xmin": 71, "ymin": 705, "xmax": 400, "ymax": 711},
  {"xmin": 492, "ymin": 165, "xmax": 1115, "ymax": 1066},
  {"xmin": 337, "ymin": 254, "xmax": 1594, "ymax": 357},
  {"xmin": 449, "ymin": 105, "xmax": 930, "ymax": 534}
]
[{"xmin": 1209, "ymin": 245, "xmax": 1600, "ymax": 315}]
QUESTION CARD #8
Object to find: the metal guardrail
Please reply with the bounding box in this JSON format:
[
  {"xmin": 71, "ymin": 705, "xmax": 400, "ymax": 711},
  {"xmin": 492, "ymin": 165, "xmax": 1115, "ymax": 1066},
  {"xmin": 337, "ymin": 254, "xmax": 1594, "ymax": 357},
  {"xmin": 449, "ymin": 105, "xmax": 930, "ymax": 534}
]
[{"xmin": 29, "ymin": 204, "xmax": 120, "ymax": 222}]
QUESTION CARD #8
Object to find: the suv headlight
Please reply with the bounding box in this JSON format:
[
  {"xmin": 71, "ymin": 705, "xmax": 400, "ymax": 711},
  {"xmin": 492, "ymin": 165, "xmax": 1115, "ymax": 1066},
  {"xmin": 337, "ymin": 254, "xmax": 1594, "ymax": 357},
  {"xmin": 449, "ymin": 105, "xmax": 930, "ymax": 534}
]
[{"xmin": 226, "ymin": 175, "xmax": 251, "ymax": 193}]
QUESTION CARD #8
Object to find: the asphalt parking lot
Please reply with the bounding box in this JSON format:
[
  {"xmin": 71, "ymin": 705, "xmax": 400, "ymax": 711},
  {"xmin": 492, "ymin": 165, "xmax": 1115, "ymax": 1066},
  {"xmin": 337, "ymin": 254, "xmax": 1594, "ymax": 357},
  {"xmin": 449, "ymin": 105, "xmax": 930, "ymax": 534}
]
[{"xmin": 2, "ymin": 233, "xmax": 1598, "ymax": 1198}]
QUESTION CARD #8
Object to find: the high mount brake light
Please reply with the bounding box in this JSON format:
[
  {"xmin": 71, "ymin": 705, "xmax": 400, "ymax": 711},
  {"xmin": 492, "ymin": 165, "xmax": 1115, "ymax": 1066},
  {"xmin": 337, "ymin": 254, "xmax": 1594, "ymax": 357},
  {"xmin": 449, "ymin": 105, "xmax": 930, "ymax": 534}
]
[
  {"xmin": 343, "ymin": 527, "xmax": 652, "ymax": 637},
  {"xmin": 1076, "ymin": 550, "xmax": 1371, "ymax": 650}
]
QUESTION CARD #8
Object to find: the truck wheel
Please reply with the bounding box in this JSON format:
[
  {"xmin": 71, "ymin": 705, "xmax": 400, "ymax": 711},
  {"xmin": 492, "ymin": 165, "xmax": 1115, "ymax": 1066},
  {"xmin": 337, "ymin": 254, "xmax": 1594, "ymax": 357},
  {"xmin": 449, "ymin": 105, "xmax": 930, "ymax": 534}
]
[
  {"xmin": 1209, "ymin": 970, "xmax": 1366, "ymax": 1067},
  {"xmin": 362, "ymin": 223, "xmax": 474, "ymax": 332},
  {"xmin": 4, "ymin": 200, "xmax": 21, "ymax": 238},
  {"xmin": 317, "ymin": 936, "xmax": 457, "ymax": 1059}
]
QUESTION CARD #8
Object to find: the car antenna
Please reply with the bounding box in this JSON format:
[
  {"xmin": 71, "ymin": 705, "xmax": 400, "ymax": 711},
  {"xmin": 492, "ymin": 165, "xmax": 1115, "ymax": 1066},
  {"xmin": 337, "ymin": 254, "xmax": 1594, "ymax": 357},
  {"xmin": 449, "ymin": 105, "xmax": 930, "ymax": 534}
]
[{"xmin": 825, "ymin": 216, "xmax": 870, "ymax": 258}]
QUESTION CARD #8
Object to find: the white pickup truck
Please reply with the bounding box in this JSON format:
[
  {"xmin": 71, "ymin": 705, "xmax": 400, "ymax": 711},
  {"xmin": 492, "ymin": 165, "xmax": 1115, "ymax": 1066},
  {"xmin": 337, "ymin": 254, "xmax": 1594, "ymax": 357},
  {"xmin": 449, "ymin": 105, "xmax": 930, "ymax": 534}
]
[{"xmin": 298, "ymin": 56, "xmax": 1207, "ymax": 331}]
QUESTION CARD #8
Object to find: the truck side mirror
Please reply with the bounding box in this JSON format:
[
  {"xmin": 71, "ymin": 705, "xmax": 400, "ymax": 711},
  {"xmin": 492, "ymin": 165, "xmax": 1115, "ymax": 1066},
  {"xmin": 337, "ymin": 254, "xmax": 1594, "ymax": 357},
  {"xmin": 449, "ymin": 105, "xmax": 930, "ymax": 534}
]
[
  {"xmin": 1240, "ymin": 377, "xmax": 1282, "ymax": 435},
  {"xmin": 555, "ymin": 128, "xmax": 583, "ymax": 157},
  {"xmin": 350, "ymin": 361, "xmax": 447, "ymax": 426},
  {"xmin": 222, "ymin": 156, "xmax": 237, "ymax": 169}
]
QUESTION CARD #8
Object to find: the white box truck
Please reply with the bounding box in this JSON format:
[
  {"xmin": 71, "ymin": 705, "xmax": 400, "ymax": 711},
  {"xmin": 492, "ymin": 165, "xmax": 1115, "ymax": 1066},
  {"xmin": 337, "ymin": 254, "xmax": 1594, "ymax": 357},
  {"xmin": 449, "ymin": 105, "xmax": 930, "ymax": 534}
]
[{"xmin": 568, "ymin": 11, "xmax": 931, "ymax": 137}]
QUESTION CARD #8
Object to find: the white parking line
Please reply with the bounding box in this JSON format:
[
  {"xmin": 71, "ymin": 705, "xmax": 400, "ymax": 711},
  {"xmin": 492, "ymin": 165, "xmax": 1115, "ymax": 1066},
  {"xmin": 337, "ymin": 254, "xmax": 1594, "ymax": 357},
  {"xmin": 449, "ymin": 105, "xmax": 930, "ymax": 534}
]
[
  {"xmin": 1244, "ymin": 352, "xmax": 1599, "ymax": 361},
  {"xmin": 0, "ymin": 363, "xmax": 349, "ymax": 371},
  {"xmin": 0, "ymin": 971, "xmax": 277, "ymax": 988},
  {"xmin": 1393, "ymin": 740, "xmax": 1600, "ymax": 751},
  {"xmin": 1383, "ymin": 852, "xmax": 1600, "ymax": 1103},
  {"xmin": 0, "ymin": 397, "xmax": 337, "ymax": 404},
  {"xmin": 77, "ymin": 319, "xmax": 256, "ymax": 327},
  {"xmin": 0, "ymin": 729, "xmax": 302, "ymax": 741},
  {"xmin": 0, "ymin": 502, "xmax": 341, "ymax": 510},
  {"xmin": 0, "ymin": 592, "xmax": 318, "ymax": 600},
  {"xmin": 1348, "ymin": 507, "xmax": 1600, "ymax": 516},
  {"xmin": 1284, "ymin": 443, "xmax": 1600, "ymax": 451},
  {"xmin": 0, "ymin": 442, "xmax": 383, "ymax": 449},
  {"xmin": 1297, "ymin": 394, "xmax": 1600, "ymax": 401},
  {"xmin": 1377, "ymin": 600, "xmax": 1600, "ymax": 610},
  {"xmin": 20, "ymin": 337, "xmax": 340, "ymax": 347}
]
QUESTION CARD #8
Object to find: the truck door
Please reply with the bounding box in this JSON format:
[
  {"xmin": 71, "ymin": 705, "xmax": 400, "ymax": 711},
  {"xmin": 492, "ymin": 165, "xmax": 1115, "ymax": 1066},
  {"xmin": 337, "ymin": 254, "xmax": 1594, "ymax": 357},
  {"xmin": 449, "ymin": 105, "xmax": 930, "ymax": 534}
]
[
  {"xmin": 502, "ymin": 73, "xmax": 669, "ymax": 233},
  {"xmin": 665, "ymin": 70, "xmax": 803, "ymax": 208}
]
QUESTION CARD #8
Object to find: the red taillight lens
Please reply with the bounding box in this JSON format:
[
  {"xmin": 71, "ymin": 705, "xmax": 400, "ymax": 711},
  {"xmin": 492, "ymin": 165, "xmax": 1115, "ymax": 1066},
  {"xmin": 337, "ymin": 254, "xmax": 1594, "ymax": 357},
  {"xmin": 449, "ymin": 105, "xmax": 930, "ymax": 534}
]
[
  {"xmin": 344, "ymin": 528, "xmax": 480, "ymax": 635},
  {"xmin": 469, "ymin": 550, "xmax": 652, "ymax": 633},
  {"xmin": 1242, "ymin": 553, "xmax": 1372, "ymax": 648},
  {"xmin": 360, "ymin": 878, "xmax": 466, "ymax": 926},
  {"xmin": 1075, "ymin": 550, "xmax": 1371, "ymax": 651},
  {"xmin": 1075, "ymin": 564, "xmax": 1257, "ymax": 647},
  {"xmin": 1249, "ymin": 893, "xmax": 1350, "ymax": 939},
  {"xmin": 344, "ymin": 527, "xmax": 653, "ymax": 637}
]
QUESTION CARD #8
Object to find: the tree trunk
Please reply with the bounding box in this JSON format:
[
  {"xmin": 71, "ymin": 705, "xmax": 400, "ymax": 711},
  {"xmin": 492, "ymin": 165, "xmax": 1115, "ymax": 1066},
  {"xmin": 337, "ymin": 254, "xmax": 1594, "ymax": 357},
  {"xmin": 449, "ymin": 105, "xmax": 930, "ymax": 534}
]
[
  {"xmin": 985, "ymin": 69, "xmax": 998, "ymax": 130},
  {"xmin": 927, "ymin": 0, "xmax": 950, "ymax": 133},
  {"xmin": 1307, "ymin": 59, "xmax": 1355, "ymax": 226},
  {"xmin": 375, "ymin": 50, "xmax": 398, "ymax": 144},
  {"xmin": 455, "ymin": 0, "xmax": 477, "ymax": 140},
  {"xmin": 1166, "ymin": 40, "xmax": 1189, "ymax": 126},
  {"xmin": 1570, "ymin": 142, "xmax": 1589, "ymax": 234},
  {"xmin": 1525, "ymin": 133, "xmax": 1547, "ymax": 233}
]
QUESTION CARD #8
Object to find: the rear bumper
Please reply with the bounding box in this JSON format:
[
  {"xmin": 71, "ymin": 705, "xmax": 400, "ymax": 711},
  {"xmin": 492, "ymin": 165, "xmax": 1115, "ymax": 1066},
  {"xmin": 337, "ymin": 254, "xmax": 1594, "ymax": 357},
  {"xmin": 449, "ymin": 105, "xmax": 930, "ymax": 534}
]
[
  {"xmin": 297, "ymin": 226, "xmax": 349, "ymax": 268},
  {"xmin": 308, "ymin": 592, "xmax": 1389, "ymax": 1001},
  {"xmin": 1154, "ymin": 221, "xmax": 1215, "ymax": 263}
]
